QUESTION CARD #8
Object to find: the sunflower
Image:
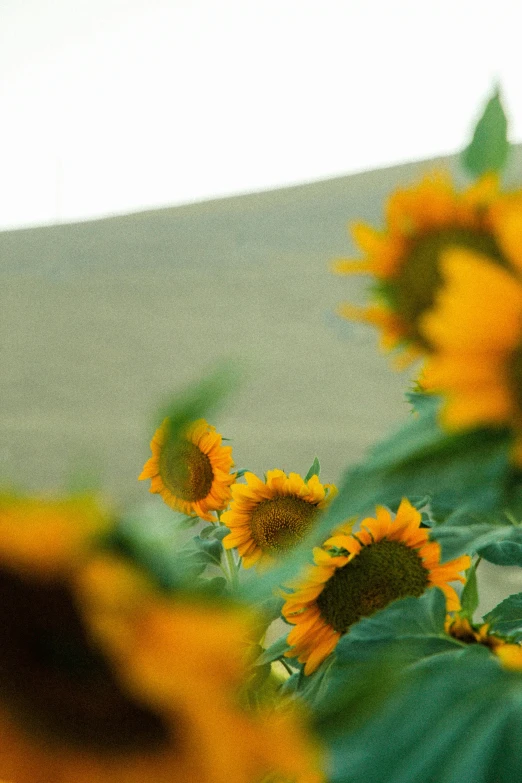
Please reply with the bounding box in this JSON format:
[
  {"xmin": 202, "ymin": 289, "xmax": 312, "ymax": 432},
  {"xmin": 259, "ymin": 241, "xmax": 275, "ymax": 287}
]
[
  {"xmin": 139, "ymin": 418, "xmax": 235, "ymax": 522},
  {"xmin": 420, "ymin": 247, "xmax": 522, "ymax": 459},
  {"xmin": 282, "ymin": 498, "xmax": 470, "ymax": 675},
  {"xmin": 446, "ymin": 616, "xmax": 522, "ymax": 671},
  {"xmin": 0, "ymin": 494, "xmax": 323, "ymax": 783},
  {"xmin": 333, "ymin": 171, "xmax": 520, "ymax": 361},
  {"xmin": 222, "ymin": 469, "xmax": 336, "ymax": 569}
]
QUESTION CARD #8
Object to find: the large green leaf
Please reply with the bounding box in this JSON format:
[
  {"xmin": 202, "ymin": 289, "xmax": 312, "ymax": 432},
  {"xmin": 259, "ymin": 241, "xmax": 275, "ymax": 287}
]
[
  {"xmin": 295, "ymin": 591, "xmax": 462, "ymax": 717},
  {"xmin": 317, "ymin": 404, "xmax": 511, "ymax": 534},
  {"xmin": 333, "ymin": 589, "xmax": 461, "ymax": 665},
  {"xmin": 461, "ymin": 88, "xmax": 510, "ymax": 177},
  {"xmin": 484, "ymin": 592, "xmax": 522, "ymax": 641},
  {"xmin": 319, "ymin": 646, "xmax": 522, "ymax": 783}
]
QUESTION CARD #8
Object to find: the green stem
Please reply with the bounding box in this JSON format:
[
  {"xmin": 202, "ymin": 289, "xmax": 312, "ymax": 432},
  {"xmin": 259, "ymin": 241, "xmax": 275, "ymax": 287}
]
[
  {"xmin": 278, "ymin": 657, "xmax": 294, "ymax": 676},
  {"xmin": 217, "ymin": 511, "xmax": 239, "ymax": 591},
  {"xmin": 223, "ymin": 545, "xmax": 239, "ymax": 591}
]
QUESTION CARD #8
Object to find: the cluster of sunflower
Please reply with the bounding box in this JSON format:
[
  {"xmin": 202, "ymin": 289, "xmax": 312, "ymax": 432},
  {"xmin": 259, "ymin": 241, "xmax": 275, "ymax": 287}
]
[{"xmin": 5, "ymin": 89, "xmax": 522, "ymax": 783}]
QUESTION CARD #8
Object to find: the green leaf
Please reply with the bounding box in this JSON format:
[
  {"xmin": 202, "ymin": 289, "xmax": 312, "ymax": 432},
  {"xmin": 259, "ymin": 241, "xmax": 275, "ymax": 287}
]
[
  {"xmin": 255, "ymin": 635, "xmax": 292, "ymax": 666},
  {"xmin": 304, "ymin": 456, "xmax": 321, "ymax": 482},
  {"xmin": 484, "ymin": 592, "xmax": 522, "ymax": 641},
  {"xmin": 478, "ymin": 536, "xmax": 522, "ymax": 566},
  {"xmin": 190, "ymin": 534, "xmax": 223, "ymax": 566},
  {"xmin": 461, "ymin": 88, "xmax": 510, "ymax": 177},
  {"xmin": 334, "ymin": 589, "xmax": 461, "ymax": 665},
  {"xmin": 460, "ymin": 558, "xmax": 480, "ymax": 620},
  {"xmin": 430, "ymin": 520, "xmax": 514, "ymax": 561},
  {"xmin": 320, "ymin": 647, "xmax": 522, "ymax": 783},
  {"xmin": 461, "ymin": 87, "xmax": 510, "ymax": 177},
  {"xmin": 295, "ymin": 591, "xmax": 462, "ymax": 720},
  {"xmin": 234, "ymin": 468, "xmax": 249, "ymax": 479},
  {"xmin": 198, "ymin": 524, "xmax": 217, "ymax": 539},
  {"xmin": 155, "ymin": 362, "xmax": 240, "ymax": 442}
]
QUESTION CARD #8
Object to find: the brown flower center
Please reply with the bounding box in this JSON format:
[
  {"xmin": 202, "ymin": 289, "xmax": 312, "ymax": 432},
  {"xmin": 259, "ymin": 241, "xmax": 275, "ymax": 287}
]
[
  {"xmin": 316, "ymin": 539, "xmax": 429, "ymax": 634},
  {"xmin": 390, "ymin": 226, "xmax": 505, "ymax": 346},
  {"xmin": 0, "ymin": 565, "xmax": 172, "ymax": 754},
  {"xmin": 249, "ymin": 496, "xmax": 318, "ymax": 553},
  {"xmin": 159, "ymin": 440, "xmax": 214, "ymax": 502}
]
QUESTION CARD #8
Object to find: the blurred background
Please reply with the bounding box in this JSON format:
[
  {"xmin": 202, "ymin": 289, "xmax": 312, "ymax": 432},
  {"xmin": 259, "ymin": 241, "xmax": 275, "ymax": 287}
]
[
  {"xmin": 2, "ymin": 0, "xmax": 522, "ymax": 231},
  {"xmin": 2, "ymin": 0, "xmax": 522, "ymax": 610}
]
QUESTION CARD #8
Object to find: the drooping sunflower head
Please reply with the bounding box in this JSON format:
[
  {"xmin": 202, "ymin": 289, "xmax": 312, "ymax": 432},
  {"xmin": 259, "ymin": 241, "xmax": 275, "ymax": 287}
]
[
  {"xmin": 333, "ymin": 171, "xmax": 522, "ymax": 361},
  {"xmin": 420, "ymin": 247, "xmax": 522, "ymax": 459},
  {"xmin": 139, "ymin": 418, "xmax": 236, "ymax": 522},
  {"xmin": 0, "ymin": 494, "xmax": 323, "ymax": 783},
  {"xmin": 446, "ymin": 616, "xmax": 522, "ymax": 671},
  {"xmin": 222, "ymin": 469, "xmax": 337, "ymax": 569},
  {"xmin": 282, "ymin": 498, "xmax": 470, "ymax": 674}
]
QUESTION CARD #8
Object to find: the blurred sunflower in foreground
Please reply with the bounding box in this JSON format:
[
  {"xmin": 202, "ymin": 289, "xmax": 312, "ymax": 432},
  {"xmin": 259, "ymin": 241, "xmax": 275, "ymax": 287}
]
[
  {"xmin": 222, "ymin": 469, "xmax": 336, "ymax": 569},
  {"xmin": 139, "ymin": 418, "xmax": 236, "ymax": 521},
  {"xmin": 0, "ymin": 493, "xmax": 323, "ymax": 783},
  {"xmin": 334, "ymin": 170, "xmax": 522, "ymax": 365},
  {"xmin": 421, "ymin": 247, "xmax": 522, "ymax": 462},
  {"xmin": 282, "ymin": 498, "xmax": 470, "ymax": 674}
]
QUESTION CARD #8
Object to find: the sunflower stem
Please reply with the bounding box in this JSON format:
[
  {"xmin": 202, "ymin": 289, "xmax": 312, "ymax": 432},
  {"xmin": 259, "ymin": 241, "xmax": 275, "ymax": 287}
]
[{"xmin": 217, "ymin": 511, "xmax": 240, "ymax": 591}]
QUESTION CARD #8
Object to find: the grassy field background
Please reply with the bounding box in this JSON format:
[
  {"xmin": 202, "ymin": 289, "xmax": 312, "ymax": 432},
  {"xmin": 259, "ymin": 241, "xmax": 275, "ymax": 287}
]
[{"xmin": 3, "ymin": 151, "xmax": 522, "ymax": 612}]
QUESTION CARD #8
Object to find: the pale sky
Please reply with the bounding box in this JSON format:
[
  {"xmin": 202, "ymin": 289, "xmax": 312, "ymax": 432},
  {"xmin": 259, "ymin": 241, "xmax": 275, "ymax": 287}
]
[{"xmin": 2, "ymin": 0, "xmax": 522, "ymax": 231}]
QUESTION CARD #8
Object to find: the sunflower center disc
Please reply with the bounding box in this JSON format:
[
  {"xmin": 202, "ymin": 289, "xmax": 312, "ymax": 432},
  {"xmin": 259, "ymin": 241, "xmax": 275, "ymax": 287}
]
[
  {"xmin": 392, "ymin": 227, "xmax": 504, "ymax": 345},
  {"xmin": 249, "ymin": 496, "xmax": 317, "ymax": 553},
  {"xmin": 0, "ymin": 566, "xmax": 171, "ymax": 753},
  {"xmin": 160, "ymin": 441, "xmax": 214, "ymax": 501},
  {"xmin": 316, "ymin": 539, "xmax": 429, "ymax": 634}
]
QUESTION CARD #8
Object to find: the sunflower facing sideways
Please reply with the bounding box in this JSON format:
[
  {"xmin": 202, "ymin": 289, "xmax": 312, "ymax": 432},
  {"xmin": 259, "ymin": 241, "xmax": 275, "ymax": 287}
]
[
  {"xmin": 0, "ymin": 492, "xmax": 323, "ymax": 783},
  {"xmin": 446, "ymin": 615, "xmax": 522, "ymax": 671},
  {"xmin": 139, "ymin": 418, "xmax": 236, "ymax": 522},
  {"xmin": 222, "ymin": 469, "xmax": 336, "ymax": 569},
  {"xmin": 282, "ymin": 498, "xmax": 470, "ymax": 675},
  {"xmin": 333, "ymin": 171, "xmax": 522, "ymax": 364},
  {"xmin": 420, "ymin": 247, "xmax": 522, "ymax": 462}
]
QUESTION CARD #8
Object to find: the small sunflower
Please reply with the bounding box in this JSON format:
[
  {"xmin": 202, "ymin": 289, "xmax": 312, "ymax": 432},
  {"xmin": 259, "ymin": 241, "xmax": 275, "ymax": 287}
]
[
  {"xmin": 282, "ymin": 498, "xmax": 470, "ymax": 675},
  {"xmin": 446, "ymin": 616, "xmax": 522, "ymax": 671},
  {"xmin": 222, "ymin": 469, "xmax": 336, "ymax": 569},
  {"xmin": 139, "ymin": 418, "xmax": 235, "ymax": 522},
  {"xmin": 0, "ymin": 495, "xmax": 323, "ymax": 783},
  {"xmin": 421, "ymin": 247, "xmax": 522, "ymax": 460},
  {"xmin": 333, "ymin": 171, "xmax": 518, "ymax": 361}
]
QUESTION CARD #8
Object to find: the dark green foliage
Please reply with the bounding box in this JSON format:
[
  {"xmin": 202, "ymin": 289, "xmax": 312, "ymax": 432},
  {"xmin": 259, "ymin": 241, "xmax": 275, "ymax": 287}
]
[{"xmin": 320, "ymin": 647, "xmax": 522, "ymax": 783}]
